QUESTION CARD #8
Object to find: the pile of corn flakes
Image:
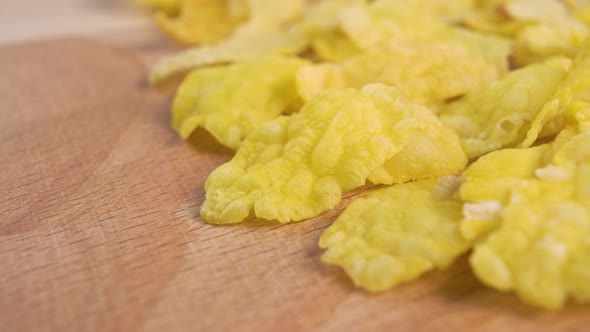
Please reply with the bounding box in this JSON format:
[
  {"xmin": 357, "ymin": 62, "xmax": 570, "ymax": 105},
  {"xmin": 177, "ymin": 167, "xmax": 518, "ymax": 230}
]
[{"xmin": 140, "ymin": 0, "xmax": 590, "ymax": 309}]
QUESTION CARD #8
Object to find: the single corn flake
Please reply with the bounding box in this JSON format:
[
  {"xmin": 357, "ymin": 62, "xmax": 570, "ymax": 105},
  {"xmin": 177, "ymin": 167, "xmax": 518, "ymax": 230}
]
[
  {"xmin": 150, "ymin": 27, "xmax": 308, "ymax": 83},
  {"xmin": 297, "ymin": 39, "xmax": 505, "ymax": 106},
  {"xmin": 459, "ymin": 145, "xmax": 550, "ymax": 240},
  {"xmin": 150, "ymin": 0, "xmax": 309, "ymax": 82},
  {"xmin": 320, "ymin": 176, "xmax": 470, "ymax": 292},
  {"xmin": 463, "ymin": 0, "xmax": 569, "ymax": 38},
  {"xmin": 171, "ymin": 56, "xmax": 308, "ymax": 149},
  {"xmin": 155, "ymin": 0, "xmax": 248, "ymax": 45},
  {"xmin": 512, "ymin": 20, "xmax": 588, "ymax": 66},
  {"xmin": 309, "ymin": 30, "xmax": 362, "ymax": 62},
  {"xmin": 337, "ymin": 0, "xmax": 510, "ymax": 67},
  {"xmin": 201, "ymin": 84, "xmax": 466, "ymax": 224},
  {"xmin": 297, "ymin": 0, "xmax": 510, "ymax": 105},
  {"xmin": 523, "ymin": 37, "xmax": 590, "ymax": 146},
  {"xmin": 468, "ymin": 129, "xmax": 590, "ymax": 309},
  {"xmin": 401, "ymin": 0, "xmax": 475, "ymax": 21},
  {"xmin": 440, "ymin": 57, "xmax": 571, "ymax": 159},
  {"xmin": 337, "ymin": 0, "xmax": 445, "ymax": 49},
  {"xmin": 299, "ymin": 0, "xmax": 367, "ymax": 61}
]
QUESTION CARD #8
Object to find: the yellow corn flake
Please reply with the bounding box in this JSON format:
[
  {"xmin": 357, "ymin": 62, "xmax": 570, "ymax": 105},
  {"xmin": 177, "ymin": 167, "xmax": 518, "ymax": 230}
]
[
  {"xmin": 523, "ymin": 37, "xmax": 590, "ymax": 146},
  {"xmin": 505, "ymin": 0, "xmax": 570, "ymax": 21},
  {"xmin": 460, "ymin": 145, "xmax": 550, "ymax": 240},
  {"xmin": 155, "ymin": 0, "xmax": 248, "ymax": 45},
  {"xmin": 462, "ymin": 0, "xmax": 588, "ymax": 66},
  {"xmin": 367, "ymin": 120, "xmax": 468, "ymax": 185},
  {"xmin": 506, "ymin": 0, "xmax": 588, "ymax": 66},
  {"xmin": 337, "ymin": 0, "xmax": 444, "ymax": 49},
  {"xmin": 302, "ymin": 0, "xmax": 367, "ymax": 61},
  {"xmin": 338, "ymin": 0, "xmax": 510, "ymax": 61},
  {"xmin": 296, "ymin": 0, "xmax": 511, "ymax": 104},
  {"xmin": 467, "ymin": 129, "xmax": 590, "ymax": 309},
  {"xmin": 463, "ymin": 0, "xmax": 568, "ymax": 37},
  {"xmin": 171, "ymin": 56, "xmax": 308, "ymax": 149},
  {"xmin": 150, "ymin": 27, "xmax": 308, "ymax": 83},
  {"xmin": 320, "ymin": 176, "xmax": 470, "ymax": 292},
  {"xmin": 572, "ymin": 3, "xmax": 590, "ymax": 27},
  {"xmin": 463, "ymin": 1, "xmax": 526, "ymax": 37},
  {"xmin": 512, "ymin": 20, "xmax": 588, "ymax": 66},
  {"xmin": 150, "ymin": 0, "xmax": 309, "ymax": 82},
  {"xmin": 297, "ymin": 40, "xmax": 506, "ymax": 106},
  {"xmin": 201, "ymin": 84, "xmax": 466, "ymax": 224},
  {"xmin": 440, "ymin": 58, "xmax": 571, "ymax": 159},
  {"xmin": 309, "ymin": 30, "xmax": 362, "ymax": 62},
  {"xmin": 402, "ymin": 0, "xmax": 475, "ymax": 21},
  {"xmin": 136, "ymin": 0, "xmax": 181, "ymax": 15}
]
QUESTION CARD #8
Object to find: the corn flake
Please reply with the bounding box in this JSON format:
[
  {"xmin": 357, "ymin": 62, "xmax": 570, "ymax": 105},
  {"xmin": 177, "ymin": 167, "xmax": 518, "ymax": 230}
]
[
  {"xmin": 297, "ymin": 39, "xmax": 505, "ymax": 106},
  {"xmin": 401, "ymin": 0, "xmax": 475, "ymax": 21},
  {"xmin": 171, "ymin": 56, "xmax": 307, "ymax": 149},
  {"xmin": 467, "ymin": 129, "xmax": 590, "ymax": 309},
  {"xmin": 150, "ymin": 0, "xmax": 309, "ymax": 82},
  {"xmin": 460, "ymin": 145, "xmax": 550, "ymax": 240},
  {"xmin": 523, "ymin": 37, "xmax": 590, "ymax": 146},
  {"xmin": 155, "ymin": 0, "xmax": 248, "ymax": 45},
  {"xmin": 201, "ymin": 84, "xmax": 466, "ymax": 224},
  {"xmin": 440, "ymin": 58, "xmax": 571, "ymax": 159},
  {"xmin": 512, "ymin": 20, "xmax": 588, "ymax": 66},
  {"xmin": 320, "ymin": 176, "xmax": 470, "ymax": 292}
]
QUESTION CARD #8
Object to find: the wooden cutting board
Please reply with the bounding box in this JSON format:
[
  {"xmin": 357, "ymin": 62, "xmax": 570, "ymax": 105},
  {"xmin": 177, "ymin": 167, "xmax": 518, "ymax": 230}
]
[{"xmin": 1, "ymin": 36, "xmax": 589, "ymax": 332}]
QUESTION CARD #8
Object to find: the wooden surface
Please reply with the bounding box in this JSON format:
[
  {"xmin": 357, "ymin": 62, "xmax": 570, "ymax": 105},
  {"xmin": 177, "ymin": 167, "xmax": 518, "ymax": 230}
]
[
  {"xmin": 0, "ymin": 0, "xmax": 152, "ymax": 45},
  {"xmin": 1, "ymin": 20, "xmax": 590, "ymax": 332}
]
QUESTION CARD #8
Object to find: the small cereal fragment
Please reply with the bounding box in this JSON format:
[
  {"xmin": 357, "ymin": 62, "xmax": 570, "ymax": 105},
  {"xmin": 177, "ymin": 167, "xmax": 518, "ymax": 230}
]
[
  {"xmin": 201, "ymin": 84, "xmax": 466, "ymax": 224},
  {"xmin": 440, "ymin": 58, "xmax": 571, "ymax": 159},
  {"xmin": 320, "ymin": 177, "xmax": 470, "ymax": 292},
  {"xmin": 172, "ymin": 56, "xmax": 308, "ymax": 149}
]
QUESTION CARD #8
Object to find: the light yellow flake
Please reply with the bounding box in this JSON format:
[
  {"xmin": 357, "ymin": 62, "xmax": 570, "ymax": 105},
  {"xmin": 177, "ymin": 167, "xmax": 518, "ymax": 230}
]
[
  {"xmin": 150, "ymin": 0, "xmax": 309, "ymax": 82},
  {"xmin": 462, "ymin": 128, "xmax": 590, "ymax": 308},
  {"xmin": 505, "ymin": 0, "xmax": 570, "ymax": 22},
  {"xmin": 523, "ymin": 38, "xmax": 590, "ymax": 146},
  {"xmin": 201, "ymin": 84, "xmax": 466, "ymax": 224},
  {"xmin": 508, "ymin": 0, "xmax": 588, "ymax": 66},
  {"xmin": 440, "ymin": 58, "xmax": 571, "ymax": 159},
  {"xmin": 512, "ymin": 20, "xmax": 588, "ymax": 66},
  {"xmin": 171, "ymin": 56, "xmax": 308, "ymax": 149},
  {"xmin": 303, "ymin": 0, "xmax": 367, "ymax": 61},
  {"xmin": 309, "ymin": 30, "xmax": 362, "ymax": 62},
  {"xmin": 463, "ymin": 0, "xmax": 569, "ymax": 37},
  {"xmin": 297, "ymin": 39, "xmax": 505, "ymax": 106},
  {"xmin": 150, "ymin": 27, "xmax": 308, "ymax": 83},
  {"xmin": 337, "ymin": 0, "xmax": 445, "ymax": 49},
  {"xmin": 402, "ymin": 0, "xmax": 475, "ymax": 21},
  {"xmin": 320, "ymin": 177, "xmax": 470, "ymax": 292},
  {"xmin": 462, "ymin": 0, "xmax": 588, "ymax": 66},
  {"xmin": 155, "ymin": 0, "xmax": 248, "ymax": 45},
  {"xmin": 459, "ymin": 145, "xmax": 550, "ymax": 240}
]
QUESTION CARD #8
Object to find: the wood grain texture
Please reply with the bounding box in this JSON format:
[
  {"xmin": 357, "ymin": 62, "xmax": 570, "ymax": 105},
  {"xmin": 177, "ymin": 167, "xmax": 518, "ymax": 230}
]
[{"xmin": 1, "ymin": 37, "xmax": 589, "ymax": 332}]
